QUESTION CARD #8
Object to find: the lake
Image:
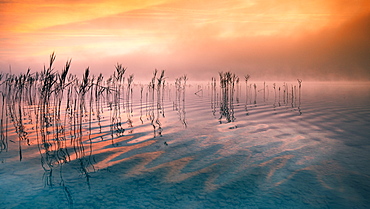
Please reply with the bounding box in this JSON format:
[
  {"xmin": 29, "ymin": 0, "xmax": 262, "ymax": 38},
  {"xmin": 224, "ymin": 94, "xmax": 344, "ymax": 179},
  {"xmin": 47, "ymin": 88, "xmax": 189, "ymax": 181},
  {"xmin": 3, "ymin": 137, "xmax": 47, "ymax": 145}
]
[{"xmin": 1, "ymin": 74, "xmax": 369, "ymax": 208}]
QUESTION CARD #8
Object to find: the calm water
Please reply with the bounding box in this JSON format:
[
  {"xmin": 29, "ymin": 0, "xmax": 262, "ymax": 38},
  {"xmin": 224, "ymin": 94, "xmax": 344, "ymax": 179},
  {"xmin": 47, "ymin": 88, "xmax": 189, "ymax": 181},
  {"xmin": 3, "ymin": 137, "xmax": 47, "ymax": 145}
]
[{"xmin": 1, "ymin": 81, "xmax": 370, "ymax": 208}]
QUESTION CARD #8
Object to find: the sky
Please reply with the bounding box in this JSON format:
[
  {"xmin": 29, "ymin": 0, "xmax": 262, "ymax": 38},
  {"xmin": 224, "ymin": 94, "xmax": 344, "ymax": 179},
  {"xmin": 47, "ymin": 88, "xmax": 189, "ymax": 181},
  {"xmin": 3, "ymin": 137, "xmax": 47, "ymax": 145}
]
[{"xmin": 0, "ymin": 0, "xmax": 369, "ymax": 81}]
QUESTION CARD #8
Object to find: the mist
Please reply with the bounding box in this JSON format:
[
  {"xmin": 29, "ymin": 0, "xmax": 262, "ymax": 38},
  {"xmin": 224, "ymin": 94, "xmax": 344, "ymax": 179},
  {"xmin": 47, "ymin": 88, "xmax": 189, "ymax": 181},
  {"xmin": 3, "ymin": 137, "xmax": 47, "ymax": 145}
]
[{"xmin": 1, "ymin": 12, "xmax": 369, "ymax": 82}]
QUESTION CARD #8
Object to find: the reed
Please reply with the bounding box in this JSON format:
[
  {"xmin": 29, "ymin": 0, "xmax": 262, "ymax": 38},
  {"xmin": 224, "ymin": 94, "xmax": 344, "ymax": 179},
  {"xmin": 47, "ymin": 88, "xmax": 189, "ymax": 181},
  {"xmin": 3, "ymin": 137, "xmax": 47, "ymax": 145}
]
[
  {"xmin": 253, "ymin": 83, "xmax": 257, "ymax": 104},
  {"xmin": 211, "ymin": 77, "xmax": 217, "ymax": 116},
  {"xmin": 174, "ymin": 75, "xmax": 187, "ymax": 127},
  {"xmin": 219, "ymin": 72, "xmax": 237, "ymax": 123},
  {"xmin": 0, "ymin": 53, "xmax": 194, "ymax": 207},
  {"xmin": 244, "ymin": 74, "xmax": 250, "ymax": 104},
  {"xmin": 297, "ymin": 79, "xmax": 303, "ymax": 115}
]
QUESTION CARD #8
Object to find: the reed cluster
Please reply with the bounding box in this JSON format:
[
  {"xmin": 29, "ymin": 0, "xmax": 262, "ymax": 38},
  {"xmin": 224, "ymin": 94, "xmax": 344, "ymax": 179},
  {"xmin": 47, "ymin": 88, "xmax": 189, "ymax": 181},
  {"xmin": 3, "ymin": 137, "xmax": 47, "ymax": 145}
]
[
  {"xmin": 218, "ymin": 72, "xmax": 238, "ymax": 123},
  {"xmin": 0, "ymin": 54, "xmax": 188, "ymax": 203},
  {"xmin": 209, "ymin": 72, "xmax": 303, "ymax": 123}
]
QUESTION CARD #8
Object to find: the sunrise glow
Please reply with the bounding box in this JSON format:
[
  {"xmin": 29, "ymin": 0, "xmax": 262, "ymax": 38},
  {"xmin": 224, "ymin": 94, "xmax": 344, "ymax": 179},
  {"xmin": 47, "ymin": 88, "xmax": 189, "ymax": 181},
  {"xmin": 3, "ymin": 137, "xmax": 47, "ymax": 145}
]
[
  {"xmin": 0, "ymin": 0, "xmax": 369, "ymax": 80},
  {"xmin": 1, "ymin": 1, "xmax": 370, "ymax": 208}
]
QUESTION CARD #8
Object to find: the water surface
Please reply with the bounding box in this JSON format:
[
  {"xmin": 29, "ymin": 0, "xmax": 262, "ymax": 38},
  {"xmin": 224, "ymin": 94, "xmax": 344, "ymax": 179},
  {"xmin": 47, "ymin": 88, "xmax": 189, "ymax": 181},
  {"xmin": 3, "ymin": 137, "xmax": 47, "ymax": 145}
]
[{"xmin": 1, "ymin": 81, "xmax": 369, "ymax": 208}]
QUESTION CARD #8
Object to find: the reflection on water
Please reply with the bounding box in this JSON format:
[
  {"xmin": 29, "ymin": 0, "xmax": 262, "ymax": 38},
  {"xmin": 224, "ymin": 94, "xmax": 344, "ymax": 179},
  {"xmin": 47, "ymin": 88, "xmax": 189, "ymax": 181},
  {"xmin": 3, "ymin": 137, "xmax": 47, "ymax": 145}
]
[
  {"xmin": 218, "ymin": 72, "xmax": 237, "ymax": 123},
  {"xmin": 0, "ymin": 57, "xmax": 191, "ymax": 207},
  {"xmin": 173, "ymin": 75, "xmax": 187, "ymax": 128},
  {"xmin": 214, "ymin": 72, "xmax": 303, "ymax": 124},
  {"xmin": 1, "ymin": 60, "xmax": 370, "ymax": 208}
]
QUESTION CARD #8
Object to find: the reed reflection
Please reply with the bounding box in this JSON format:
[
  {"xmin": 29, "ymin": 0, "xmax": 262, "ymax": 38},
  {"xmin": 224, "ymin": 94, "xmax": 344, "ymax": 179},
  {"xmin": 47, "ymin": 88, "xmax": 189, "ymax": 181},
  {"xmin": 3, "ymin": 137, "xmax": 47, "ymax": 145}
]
[
  {"xmin": 272, "ymin": 80, "xmax": 303, "ymax": 115},
  {"xmin": 0, "ymin": 55, "xmax": 309, "ymax": 208},
  {"xmin": 147, "ymin": 69, "xmax": 165, "ymax": 138},
  {"xmin": 174, "ymin": 75, "xmax": 187, "ymax": 128},
  {"xmin": 0, "ymin": 54, "xmax": 191, "ymax": 207},
  {"xmin": 210, "ymin": 73, "xmax": 303, "ymax": 123},
  {"xmin": 211, "ymin": 77, "xmax": 218, "ymax": 116},
  {"xmin": 219, "ymin": 72, "xmax": 237, "ymax": 123}
]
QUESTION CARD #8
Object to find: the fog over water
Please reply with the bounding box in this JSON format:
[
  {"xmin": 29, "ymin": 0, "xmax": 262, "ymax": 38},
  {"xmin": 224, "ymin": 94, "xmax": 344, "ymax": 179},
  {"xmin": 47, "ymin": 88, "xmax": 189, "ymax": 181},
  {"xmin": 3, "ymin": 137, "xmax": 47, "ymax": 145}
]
[
  {"xmin": 1, "ymin": 1, "xmax": 370, "ymax": 208},
  {"xmin": 0, "ymin": 71, "xmax": 369, "ymax": 208}
]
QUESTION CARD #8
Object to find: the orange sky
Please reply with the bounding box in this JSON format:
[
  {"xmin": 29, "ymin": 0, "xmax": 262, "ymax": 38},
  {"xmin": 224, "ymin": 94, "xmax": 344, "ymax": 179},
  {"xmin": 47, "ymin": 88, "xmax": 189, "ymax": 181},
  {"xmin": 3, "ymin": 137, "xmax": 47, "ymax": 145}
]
[{"xmin": 0, "ymin": 0, "xmax": 369, "ymax": 80}]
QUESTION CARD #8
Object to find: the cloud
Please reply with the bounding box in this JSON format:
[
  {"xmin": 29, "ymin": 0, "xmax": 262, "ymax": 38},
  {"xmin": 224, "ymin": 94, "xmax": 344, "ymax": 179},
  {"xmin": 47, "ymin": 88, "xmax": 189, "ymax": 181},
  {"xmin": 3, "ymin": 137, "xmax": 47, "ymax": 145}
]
[
  {"xmin": 0, "ymin": 0, "xmax": 369, "ymax": 81},
  {"xmin": 0, "ymin": 0, "xmax": 168, "ymax": 32},
  {"xmin": 109, "ymin": 12, "xmax": 370, "ymax": 81},
  {"xmin": 1, "ymin": 13, "xmax": 369, "ymax": 81}
]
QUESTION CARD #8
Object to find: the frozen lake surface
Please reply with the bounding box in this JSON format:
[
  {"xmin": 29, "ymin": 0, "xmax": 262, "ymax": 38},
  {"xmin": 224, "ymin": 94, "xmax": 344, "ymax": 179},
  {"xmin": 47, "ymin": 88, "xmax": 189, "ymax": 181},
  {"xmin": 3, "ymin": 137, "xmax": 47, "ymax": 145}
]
[{"xmin": 1, "ymin": 79, "xmax": 370, "ymax": 208}]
